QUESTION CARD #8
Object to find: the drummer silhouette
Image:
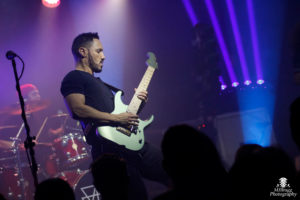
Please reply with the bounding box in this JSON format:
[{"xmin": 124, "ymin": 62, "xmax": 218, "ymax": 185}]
[
  {"xmin": 0, "ymin": 83, "xmax": 90, "ymax": 200},
  {"xmin": 0, "ymin": 83, "xmax": 52, "ymax": 200}
]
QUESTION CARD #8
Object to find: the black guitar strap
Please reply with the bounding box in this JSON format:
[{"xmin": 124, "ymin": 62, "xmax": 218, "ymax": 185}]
[
  {"xmin": 104, "ymin": 82, "xmax": 124, "ymax": 96},
  {"xmin": 97, "ymin": 77, "xmax": 124, "ymax": 96}
]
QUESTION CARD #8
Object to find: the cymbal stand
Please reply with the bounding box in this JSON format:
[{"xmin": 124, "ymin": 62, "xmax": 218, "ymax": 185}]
[
  {"xmin": 10, "ymin": 135, "xmax": 27, "ymax": 199},
  {"xmin": 11, "ymin": 122, "xmax": 24, "ymax": 148}
]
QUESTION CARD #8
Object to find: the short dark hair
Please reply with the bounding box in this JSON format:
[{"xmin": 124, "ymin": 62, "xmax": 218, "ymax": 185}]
[
  {"xmin": 34, "ymin": 178, "xmax": 75, "ymax": 200},
  {"xmin": 90, "ymin": 154, "xmax": 129, "ymax": 198},
  {"xmin": 71, "ymin": 32, "xmax": 99, "ymax": 60}
]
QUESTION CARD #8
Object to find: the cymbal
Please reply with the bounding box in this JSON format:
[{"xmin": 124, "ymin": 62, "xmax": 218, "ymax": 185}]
[
  {"xmin": 49, "ymin": 112, "xmax": 69, "ymax": 118},
  {"xmin": 0, "ymin": 125, "xmax": 16, "ymax": 131},
  {"xmin": 35, "ymin": 142, "xmax": 52, "ymax": 147},
  {"xmin": 0, "ymin": 100, "xmax": 50, "ymax": 115},
  {"xmin": 0, "ymin": 139, "xmax": 13, "ymax": 149},
  {"xmin": 2, "ymin": 141, "xmax": 53, "ymax": 151}
]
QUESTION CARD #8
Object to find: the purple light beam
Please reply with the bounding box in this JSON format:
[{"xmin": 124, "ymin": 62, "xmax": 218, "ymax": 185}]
[
  {"xmin": 247, "ymin": 0, "xmax": 263, "ymax": 81},
  {"xmin": 182, "ymin": 0, "xmax": 198, "ymax": 26},
  {"xmin": 226, "ymin": 0, "xmax": 250, "ymax": 82},
  {"xmin": 205, "ymin": 0, "xmax": 237, "ymax": 84}
]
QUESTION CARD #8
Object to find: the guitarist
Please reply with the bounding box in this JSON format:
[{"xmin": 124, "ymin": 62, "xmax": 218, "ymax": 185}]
[{"xmin": 60, "ymin": 32, "xmax": 168, "ymax": 200}]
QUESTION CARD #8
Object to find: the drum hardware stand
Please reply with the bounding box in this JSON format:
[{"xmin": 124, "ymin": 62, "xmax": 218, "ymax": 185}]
[
  {"xmin": 11, "ymin": 136, "xmax": 26, "ymax": 199},
  {"xmin": 11, "ymin": 122, "xmax": 24, "ymax": 148},
  {"xmin": 6, "ymin": 51, "xmax": 39, "ymax": 189},
  {"xmin": 35, "ymin": 116, "xmax": 48, "ymax": 142}
]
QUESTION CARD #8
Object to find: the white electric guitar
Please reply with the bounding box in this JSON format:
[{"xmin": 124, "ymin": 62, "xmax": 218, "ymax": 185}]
[{"xmin": 97, "ymin": 52, "xmax": 158, "ymax": 151}]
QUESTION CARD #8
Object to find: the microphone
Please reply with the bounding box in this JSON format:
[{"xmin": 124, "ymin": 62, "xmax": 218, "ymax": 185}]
[{"xmin": 6, "ymin": 50, "xmax": 18, "ymax": 60}]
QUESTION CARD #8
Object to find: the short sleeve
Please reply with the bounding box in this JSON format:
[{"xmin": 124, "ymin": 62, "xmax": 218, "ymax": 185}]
[{"xmin": 60, "ymin": 71, "xmax": 85, "ymax": 97}]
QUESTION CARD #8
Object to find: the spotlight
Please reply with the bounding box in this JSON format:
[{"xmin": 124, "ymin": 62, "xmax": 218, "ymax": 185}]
[
  {"xmin": 244, "ymin": 80, "xmax": 252, "ymax": 85},
  {"xmin": 247, "ymin": 0, "xmax": 263, "ymax": 82},
  {"xmin": 257, "ymin": 79, "xmax": 264, "ymax": 85},
  {"xmin": 226, "ymin": 0, "xmax": 250, "ymax": 83},
  {"xmin": 42, "ymin": 0, "xmax": 60, "ymax": 8},
  {"xmin": 232, "ymin": 82, "xmax": 239, "ymax": 87},
  {"xmin": 205, "ymin": 0, "xmax": 237, "ymax": 84},
  {"xmin": 221, "ymin": 85, "xmax": 227, "ymax": 90}
]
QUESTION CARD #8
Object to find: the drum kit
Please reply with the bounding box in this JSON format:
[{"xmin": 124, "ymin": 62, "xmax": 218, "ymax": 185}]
[{"xmin": 0, "ymin": 101, "xmax": 100, "ymax": 200}]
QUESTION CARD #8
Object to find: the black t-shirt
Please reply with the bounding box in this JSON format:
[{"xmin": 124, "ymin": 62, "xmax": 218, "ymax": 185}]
[
  {"xmin": 60, "ymin": 70, "xmax": 115, "ymax": 144},
  {"xmin": 60, "ymin": 70, "xmax": 114, "ymax": 113}
]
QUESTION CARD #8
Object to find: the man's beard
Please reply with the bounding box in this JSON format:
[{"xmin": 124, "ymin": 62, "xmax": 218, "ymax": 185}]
[{"xmin": 88, "ymin": 52, "xmax": 102, "ymax": 73}]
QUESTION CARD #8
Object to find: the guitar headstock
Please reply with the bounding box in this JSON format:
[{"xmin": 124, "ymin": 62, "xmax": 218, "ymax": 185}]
[{"xmin": 146, "ymin": 52, "xmax": 158, "ymax": 69}]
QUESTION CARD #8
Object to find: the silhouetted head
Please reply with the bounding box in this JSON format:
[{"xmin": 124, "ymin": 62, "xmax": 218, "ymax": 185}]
[
  {"xmin": 91, "ymin": 153, "xmax": 129, "ymax": 200},
  {"xmin": 291, "ymin": 22, "xmax": 300, "ymax": 66},
  {"xmin": 34, "ymin": 178, "xmax": 75, "ymax": 200},
  {"xmin": 0, "ymin": 193, "xmax": 6, "ymax": 200},
  {"xmin": 229, "ymin": 146, "xmax": 296, "ymax": 200},
  {"xmin": 290, "ymin": 97, "xmax": 300, "ymax": 149},
  {"xmin": 235, "ymin": 143, "xmax": 263, "ymax": 163},
  {"xmin": 161, "ymin": 124, "xmax": 226, "ymax": 185}
]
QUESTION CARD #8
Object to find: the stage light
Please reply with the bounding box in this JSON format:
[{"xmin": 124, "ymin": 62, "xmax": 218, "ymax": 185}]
[
  {"xmin": 219, "ymin": 76, "xmax": 228, "ymax": 90},
  {"xmin": 197, "ymin": 124, "xmax": 207, "ymax": 130},
  {"xmin": 221, "ymin": 85, "xmax": 227, "ymax": 90},
  {"xmin": 257, "ymin": 79, "xmax": 264, "ymax": 85},
  {"xmin": 244, "ymin": 80, "xmax": 252, "ymax": 85},
  {"xmin": 42, "ymin": 0, "xmax": 60, "ymax": 8},
  {"xmin": 232, "ymin": 82, "xmax": 239, "ymax": 87}
]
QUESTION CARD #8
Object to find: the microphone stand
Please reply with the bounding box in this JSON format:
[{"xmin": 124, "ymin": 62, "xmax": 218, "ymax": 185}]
[{"xmin": 9, "ymin": 57, "xmax": 39, "ymax": 188}]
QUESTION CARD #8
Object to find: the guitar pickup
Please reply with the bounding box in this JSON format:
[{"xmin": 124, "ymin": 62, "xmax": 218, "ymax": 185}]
[{"xmin": 116, "ymin": 127, "xmax": 132, "ymax": 136}]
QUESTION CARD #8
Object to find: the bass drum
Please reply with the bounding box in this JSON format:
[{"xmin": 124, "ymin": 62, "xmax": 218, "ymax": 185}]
[{"xmin": 73, "ymin": 170, "xmax": 101, "ymax": 200}]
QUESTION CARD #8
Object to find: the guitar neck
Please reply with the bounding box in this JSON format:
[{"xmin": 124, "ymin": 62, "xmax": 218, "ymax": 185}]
[{"xmin": 127, "ymin": 66, "xmax": 155, "ymax": 114}]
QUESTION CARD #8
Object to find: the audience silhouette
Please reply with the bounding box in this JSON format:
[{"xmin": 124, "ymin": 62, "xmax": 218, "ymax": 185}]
[
  {"xmin": 228, "ymin": 146, "xmax": 297, "ymax": 200},
  {"xmin": 289, "ymin": 97, "xmax": 300, "ymax": 194},
  {"xmin": 0, "ymin": 193, "xmax": 6, "ymax": 200},
  {"xmin": 34, "ymin": 178, "xmax": 75, "ymax": 200},
  {"xmin": 5, "ymin": 116, "xmax": 300, "ymax": 200},
  {"xmin": 290, "ymin": 97, "xmax": 300, "ymax": 150},
  {"xmin": 234, "ymin": 143, "xmax": 263, "ymax": 162},
  {"xmin": 154, "ymin": 124, "xmax": 227, "ymax": 200},
  {"xmin": 91, "ymin": 153, "xmax": 130, "ymax": 200}
]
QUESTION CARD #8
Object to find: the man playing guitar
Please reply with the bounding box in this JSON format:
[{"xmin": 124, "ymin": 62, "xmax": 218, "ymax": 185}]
[{"xmin": 60, "ymin": 32, "xmax": 168, "ymax": 200}]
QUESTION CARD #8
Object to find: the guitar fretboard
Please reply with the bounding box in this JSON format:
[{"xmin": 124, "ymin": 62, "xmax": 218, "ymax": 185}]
[{"xmin": 127, "ymin": 66, "xmax": 155, "ymax": 114}]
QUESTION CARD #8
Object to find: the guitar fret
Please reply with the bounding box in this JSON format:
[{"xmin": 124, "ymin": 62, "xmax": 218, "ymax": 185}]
[{"xmin": 127, "ymin": 66, "xmax": 155, "ymax": 114}]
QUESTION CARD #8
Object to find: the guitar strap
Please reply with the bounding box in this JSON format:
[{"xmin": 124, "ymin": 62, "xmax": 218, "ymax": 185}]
[{"xmin": 97, "ymin": 78, "xmax": 124, "ymax": 96}]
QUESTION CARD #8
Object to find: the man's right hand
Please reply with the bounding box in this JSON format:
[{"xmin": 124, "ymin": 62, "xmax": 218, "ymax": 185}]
[{"xmin": 114, "ymin": 112, "xmax": 139, "ymax": 126}]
